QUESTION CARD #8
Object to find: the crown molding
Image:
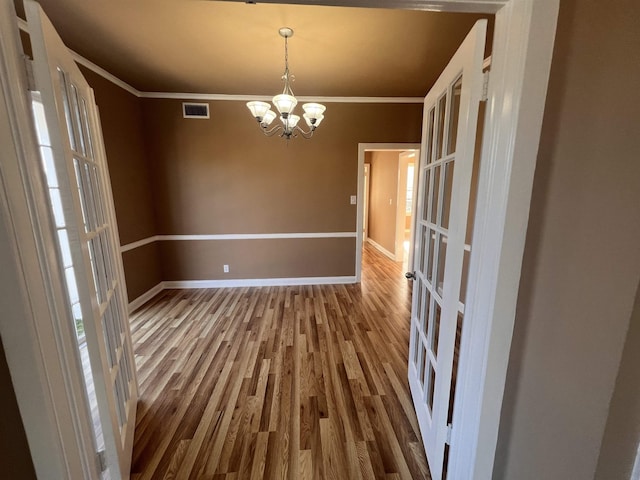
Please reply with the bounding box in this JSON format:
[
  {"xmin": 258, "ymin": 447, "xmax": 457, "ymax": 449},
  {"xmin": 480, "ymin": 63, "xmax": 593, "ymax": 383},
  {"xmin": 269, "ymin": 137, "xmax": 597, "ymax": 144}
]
[
  {"xmin": 17, "ymin": 16, "xmax": 424, "ymax": 104},
  {"xmin": 140, "ymin": 91, "xmax": 424, "ymax": 103},
  {"xmin": 17, "ymin": 17, "xmax": 142, "ymax": 97}
]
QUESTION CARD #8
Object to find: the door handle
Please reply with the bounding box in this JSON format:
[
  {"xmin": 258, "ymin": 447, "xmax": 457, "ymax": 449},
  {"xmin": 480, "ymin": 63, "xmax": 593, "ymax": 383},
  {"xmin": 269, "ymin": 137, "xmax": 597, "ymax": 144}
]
[{"xmin": 405, "ymin": 271, "xmax": 416, "ymax": 280}]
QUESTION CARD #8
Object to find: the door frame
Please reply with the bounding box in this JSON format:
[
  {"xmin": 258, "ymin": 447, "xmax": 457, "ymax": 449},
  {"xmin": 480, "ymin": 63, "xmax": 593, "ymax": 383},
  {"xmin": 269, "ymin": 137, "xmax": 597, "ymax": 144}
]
[
  {"xmin": 356, "ymin": 143, "xmax": 421, "ymax": 278},
  {"xmin": 0, "ymin": 1, "xmax": 93, "ymax": 477},
  {"xmin": 396, "ymin": 150, "xmax": 417, "ymax": 264},
  {"xmin": 1, "ymin": 0, "xmax": 559, "ymax": 478}
]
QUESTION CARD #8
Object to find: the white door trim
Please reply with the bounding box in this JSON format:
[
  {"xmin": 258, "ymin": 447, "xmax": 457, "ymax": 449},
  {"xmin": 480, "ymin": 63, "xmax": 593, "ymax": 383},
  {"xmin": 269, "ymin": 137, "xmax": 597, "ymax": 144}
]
[
  {"xmin": 0, "ymin": 0, "xmax": 96, "ymax": 477},
  {"xmin": 356, "ymin": 143, "xmax": 421, "ymax": 281},
  {"xmin": 0, "ymin": 0, "xmax": 559, "ymax": 477},
  {"xmin": 396, "ymin": 150, "xmax": 417, "ymax": 262},
  {"xmin": 448, "ymin": 0, "xmax": 559, "ymax": 478}
]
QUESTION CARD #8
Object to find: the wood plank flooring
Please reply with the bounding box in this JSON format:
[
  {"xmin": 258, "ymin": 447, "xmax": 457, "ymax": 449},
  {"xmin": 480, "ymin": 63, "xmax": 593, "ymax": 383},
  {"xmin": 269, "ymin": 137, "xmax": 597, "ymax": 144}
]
[{"xmin": 129, "ymin": 244, "xmax": 430, "ymax": 479}]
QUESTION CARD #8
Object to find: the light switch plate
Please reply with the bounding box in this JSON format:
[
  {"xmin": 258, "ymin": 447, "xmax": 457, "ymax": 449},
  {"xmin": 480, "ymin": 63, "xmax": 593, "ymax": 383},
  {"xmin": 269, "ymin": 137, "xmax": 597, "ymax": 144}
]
[{"xmin": 350, "ymin": 195, "xmax": 357, "ymax": 205}]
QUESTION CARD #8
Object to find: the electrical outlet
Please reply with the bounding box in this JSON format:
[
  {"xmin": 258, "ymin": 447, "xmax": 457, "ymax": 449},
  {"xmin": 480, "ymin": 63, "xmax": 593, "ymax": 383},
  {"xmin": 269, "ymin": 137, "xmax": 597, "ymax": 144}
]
[
  {"xmin": 223, "ymin": 264, "xmax": 229, "ymax": 273},
  {"xmin": 350, "ymin": 195, "xmax": 357, "ymax": 205}
]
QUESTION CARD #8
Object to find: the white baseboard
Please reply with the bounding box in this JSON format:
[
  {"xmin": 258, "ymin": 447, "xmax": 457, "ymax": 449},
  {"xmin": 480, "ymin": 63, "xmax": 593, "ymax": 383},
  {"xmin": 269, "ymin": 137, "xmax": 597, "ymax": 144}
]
[
  {"xmin": 128, "ymin": 282, "xmax": 163, "ymax": 312},
  {"xmin": 127, "ymin": 276, "xmax": 358, "ymax": 311},
  {"xmin": 366, "ymin": 238, "xmax": 397, "ymax": 261}
]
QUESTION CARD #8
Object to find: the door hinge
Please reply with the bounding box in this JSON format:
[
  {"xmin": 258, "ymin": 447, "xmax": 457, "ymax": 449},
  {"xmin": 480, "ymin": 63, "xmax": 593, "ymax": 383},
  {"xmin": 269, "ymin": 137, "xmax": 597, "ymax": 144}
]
[
  {"xmin": 97, "ymin": 450, "xmax": 107, "ymax": 472},
  {"xmin": 445, "ymin": 423, "xmax": 453, "ymax": 445},
  {"xmin": 481, "ymin": 71, "xmax": 490, "ymax": 102},
  {"xmin": 23, "ymin": 56, "xmax": 36, "ymax": 91}
]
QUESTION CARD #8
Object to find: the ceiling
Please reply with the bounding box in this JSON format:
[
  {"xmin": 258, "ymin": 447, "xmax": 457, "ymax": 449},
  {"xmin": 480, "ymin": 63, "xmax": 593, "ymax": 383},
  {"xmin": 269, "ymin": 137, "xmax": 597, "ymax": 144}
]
[{"xmin": 19, "ymin": 1, "xmax": 493, "ymax": 97}]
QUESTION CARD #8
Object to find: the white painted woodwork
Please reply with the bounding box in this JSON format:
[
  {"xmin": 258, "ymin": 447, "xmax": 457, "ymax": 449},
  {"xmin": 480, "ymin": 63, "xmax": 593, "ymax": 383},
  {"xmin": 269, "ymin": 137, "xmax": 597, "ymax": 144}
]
[
  {"xmin": 396, "ymin": 150, "xmax": 417, "ymax": 263},
  {"xmin": 219, "ymin": 0, "xmax": 506, "ymax": 14},
  {"xmin": 408, "ymin": 20, "xmax": 487, "ymax": 480},
  {"xmin": 447, "ymin": 1, "xmax": 559, "ymax": 478},
  {"xmin": 0, "ymin": 0, "xmax": 98, "ymax": 477},
  {"xmin": 25, "ymin": 2, "xmax": 137, "ymax": 477}
]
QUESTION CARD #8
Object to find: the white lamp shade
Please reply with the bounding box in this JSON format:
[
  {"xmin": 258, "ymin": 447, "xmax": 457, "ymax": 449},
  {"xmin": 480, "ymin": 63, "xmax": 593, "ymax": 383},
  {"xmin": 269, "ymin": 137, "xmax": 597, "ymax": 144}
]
[
  {"xmin": 313, "ymin": 114, "xmax": 324, "ymax": 127},
  {"xmin": 262, "ymin": 110, "xmax": 277, "ymax": 126},
  {"xmin": 282, "ymin": 114, "xmax": 300, "ymax": 130},
  {"xmin": 247, "ymin": 101, "xmax": 271, "ymax": 119},
  {"xmin": 303, "ymin": 112, "xmax": 325, "ymax": 128},
  {"xmin": 302, "ymin": 102, "xmax": 326, "ymax": 120},
  {"xmin": 272, "ymin": 94, "xmax": 298, "ymax": 115}
]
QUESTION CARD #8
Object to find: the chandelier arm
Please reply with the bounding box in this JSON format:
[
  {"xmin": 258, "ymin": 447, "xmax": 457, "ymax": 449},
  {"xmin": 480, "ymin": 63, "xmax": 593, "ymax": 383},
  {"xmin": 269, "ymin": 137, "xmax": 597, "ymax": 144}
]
[
  {"xmin": 260, "ymin": 124, "xmax": 284, "ymax": 137},
  {"xmin": 294, "ymin": 125, "xmax": 315, "ymax": 139}
]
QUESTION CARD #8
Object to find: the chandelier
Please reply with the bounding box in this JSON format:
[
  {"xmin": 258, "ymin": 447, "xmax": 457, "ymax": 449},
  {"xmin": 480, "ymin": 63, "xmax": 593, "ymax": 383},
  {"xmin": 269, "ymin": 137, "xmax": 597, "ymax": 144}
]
[{"xmin": 246, "ymin": 27, "xmax": 326, "ymax": 140}]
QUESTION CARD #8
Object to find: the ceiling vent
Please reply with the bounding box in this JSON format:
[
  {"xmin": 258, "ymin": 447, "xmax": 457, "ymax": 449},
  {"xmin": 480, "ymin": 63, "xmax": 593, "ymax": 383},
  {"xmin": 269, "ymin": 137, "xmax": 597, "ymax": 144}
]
[{"xmin": 182, "ymin": 102, "xmax": 210, "ymax": 119}]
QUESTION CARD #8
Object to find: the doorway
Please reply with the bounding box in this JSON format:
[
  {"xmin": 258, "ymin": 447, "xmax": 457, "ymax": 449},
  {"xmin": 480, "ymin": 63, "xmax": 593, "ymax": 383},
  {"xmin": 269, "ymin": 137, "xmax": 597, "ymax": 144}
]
[
  {"xmin": 356, "ymin": 143, "xmax": 420, "ymax": 281},
  {"xmin": 362, "ymin": 149, "xmax": 418, "ymax": 266}
]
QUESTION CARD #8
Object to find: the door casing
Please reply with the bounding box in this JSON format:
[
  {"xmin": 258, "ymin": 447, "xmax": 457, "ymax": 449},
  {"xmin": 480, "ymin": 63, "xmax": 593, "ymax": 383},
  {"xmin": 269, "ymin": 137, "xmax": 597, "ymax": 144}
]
[{"xmin": 0, "ymin": 0, "xmax": 560, "ymax": 478}]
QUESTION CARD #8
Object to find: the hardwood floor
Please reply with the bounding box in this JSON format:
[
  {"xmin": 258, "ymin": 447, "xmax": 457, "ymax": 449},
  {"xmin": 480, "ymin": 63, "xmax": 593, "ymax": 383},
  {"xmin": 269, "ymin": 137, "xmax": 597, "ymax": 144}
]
[{"xmin": 129, "ymin": 244, "xmax": 430, "ymax": 479}]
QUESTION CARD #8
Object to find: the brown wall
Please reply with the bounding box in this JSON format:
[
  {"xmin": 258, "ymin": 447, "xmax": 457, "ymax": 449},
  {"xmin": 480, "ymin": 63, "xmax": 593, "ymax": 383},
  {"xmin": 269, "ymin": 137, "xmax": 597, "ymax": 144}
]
[
  {"xmin": 122, "ymin": 242, "xmax": 163, "ymax": 299},
  {"xmin": 142, "ymin": 99, "xmax": 422, "ymax": 279},
  {"xmin": 595, "ymin": 280, "xmax": 640, "ymax": 479},
  {"xmin": 79, "ymin": 67, "xmax": 162, "ymax": 302},
  {"xmin": 368, "ymin": 151, "xmax": 401, "ymax": 255},
  {"xmin": 80, "ymin": 68, "xmax": 156, "ymax": 244},
  {"xmin": 160, "ymin": 238, "xmax": 356, "ymax": 280},
  {"xmin": 0, "ymin": 340, "xmax": 36, "ymax": 480},
  {"xmin": 50, "ymin": 68, "xmax": 422, "ymax": 299},
  {"xmin": 494, "ymin": 0, "xmax": 640, "ymax": 478}
]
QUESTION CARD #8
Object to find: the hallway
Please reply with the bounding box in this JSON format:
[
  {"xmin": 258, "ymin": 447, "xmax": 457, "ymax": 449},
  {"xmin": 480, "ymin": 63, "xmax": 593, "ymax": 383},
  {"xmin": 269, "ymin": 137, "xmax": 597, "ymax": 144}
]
[{"xmin": 129, "ymin": 244, "xmax": 429, "ymax": 479}]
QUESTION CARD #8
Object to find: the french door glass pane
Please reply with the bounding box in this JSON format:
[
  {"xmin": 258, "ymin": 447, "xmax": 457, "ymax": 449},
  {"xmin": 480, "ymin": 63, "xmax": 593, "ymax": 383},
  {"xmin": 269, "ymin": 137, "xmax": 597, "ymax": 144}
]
[
  {"xmin": 430, "ymin": 165, "xmax": 441, "ymax": 225},
  {"xmin": 431, "ymin": 302, "xmax": 441, "ymax": 357},
  {"xmin": 57, "ymin": 69, "xmax": 76, "ymax": 151},
  {"xmin": 441, "ymin": 161, "xmax": 455, "ymax": 229},
  {"xmin": 436, "ymin": 94, "xmax": 447, "ymax": 160},
  {"xmin": 418, "ymin": 226, "xmax": 428, "ymax": 273},
  {"xmin": 57, "ymin": 229, "xmax": 72, "ymax": 267},
  {"xmin": 415, "ymin": 276, "xmax": 423, "ymax": 319},
  {"xmin": 436, "ymin": 234, "xmax": 448, "ymax": 297},
  {"xmin": 70, "ymin": 83, "xmax": 87, "ymax": 156},
  {"xmin": 423, "ymin": 288, "xmax": 434, "ymax": 338},
  {"xmin": 426, "ymin": 361, "xmax": 436, "ymax": 413},
  {"xmin": 49, "ymin": 188, "xmax": 66, "ymax": 227},
  {"xmin": 426, "ymin": 107, "xmax": 436, "ymax": 164},
  {"xmin": 422, "ymin": 169, "xmax": 431, "ymax": 221},
  {"xmin": 460, "ymin": 249, "xmax": 471, "ymax": 305},
  {"xmin": 419, "ymin": 345, "xmax": 427, "ymax": 388},
  {"xmin": 39, "ymin": 146, "xmax": 58, "ymax": 187},
  {"xmin": 422, "ymin": 290, "xmax": 432, "ymax": 337},
  {"xmin": 447, "ymin": 76, "xmax": 463, "ymax": 155},
  {"xmin": 448, "ymin": 312, "xmax": 465, "ymax": 424},
  {"xmin": 426, "ymin": 229, "xmax": 435, "ymax": 284},
  {"xmin": 413, "ymin": 328, "xmax": 420, "ymax": 367}
]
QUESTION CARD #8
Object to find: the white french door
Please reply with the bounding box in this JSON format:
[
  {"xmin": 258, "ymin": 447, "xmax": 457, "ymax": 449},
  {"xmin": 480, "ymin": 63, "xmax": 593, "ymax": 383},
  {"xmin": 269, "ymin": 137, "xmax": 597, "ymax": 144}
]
[
  {"xmin": 408, "ymin": 20, "xmax": 486, "ymax": 480},
  {"xmin": 26, "ymin": 1, "xmax": 137, "ymax": 478}
]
